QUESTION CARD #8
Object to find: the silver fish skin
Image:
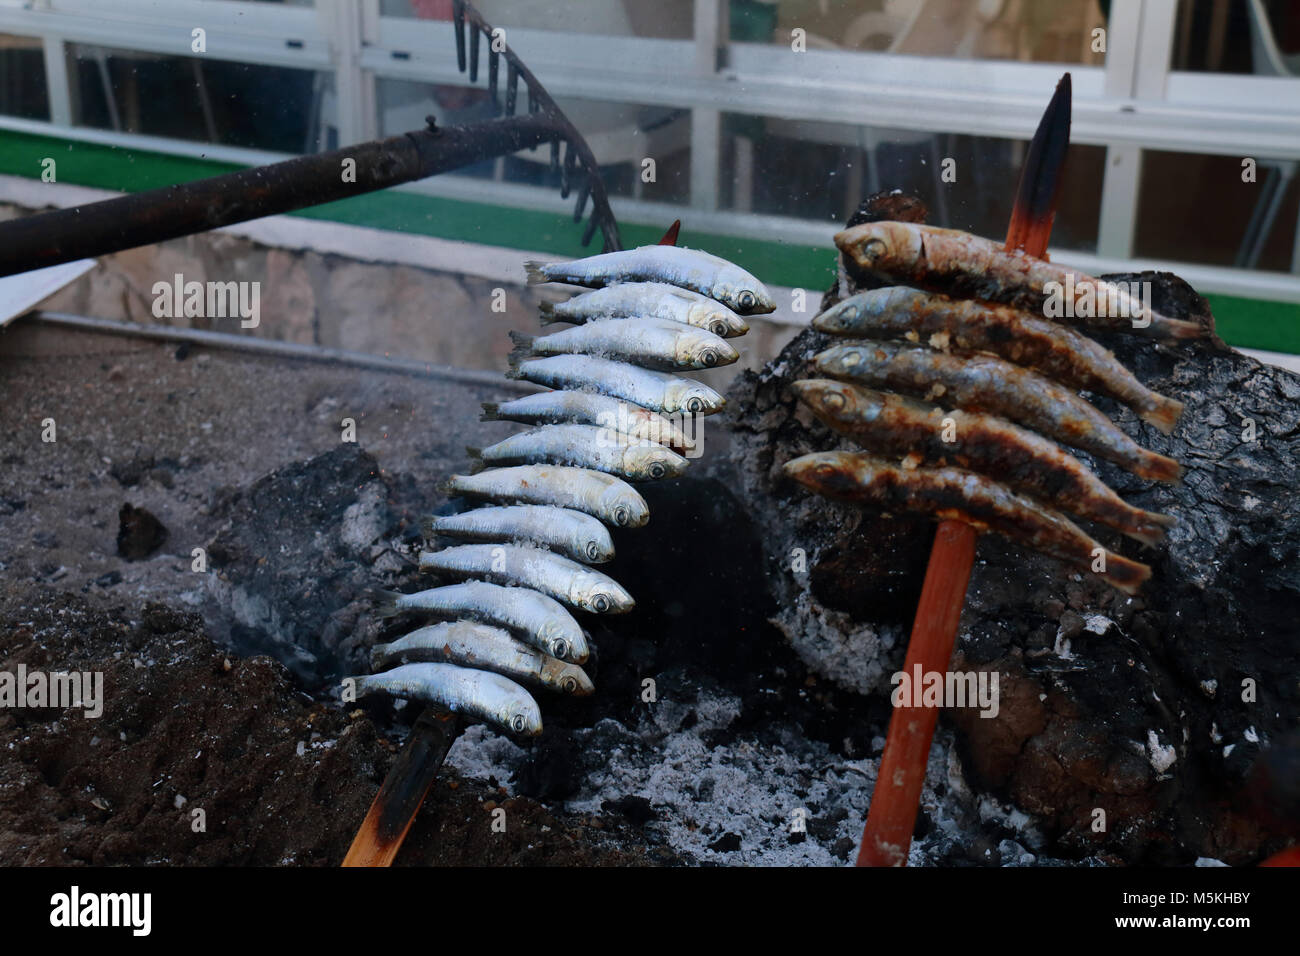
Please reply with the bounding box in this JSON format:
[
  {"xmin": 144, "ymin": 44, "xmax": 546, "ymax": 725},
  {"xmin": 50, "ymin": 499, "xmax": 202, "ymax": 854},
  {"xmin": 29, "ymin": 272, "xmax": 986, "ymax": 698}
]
[
  {"xmin": 814, "ymin": 341, "xmax": 1183, "ymax": 484},
  {"xmin": 507, "ymin": 353, "xmax": 725, "ymax": 415},
  {"xmin": 510, "ymin": 319, "xmax": 738, "ymax": 371},
  {"xmin": 370, "ymin": 621, "xmax": 594, "ymax": 696},
  {"xmin": 351, "ymin": 662, "xmax": 543, "ymax": 736},
  {"xmin": 372, "ymin": 581, "xmax": 588, "ymax": 663},
  {"xmin": 440, "ymin": 464, "xmax": 649, "ymax": 528},
  {"xmin": 471, "ymin": 424, "xmax": 688, "ymax": 481},
  {"xmin": 539, "ymin": 282, "xmax": 749, "ymax": 337},
  {"xmin": 424, "ymin": 504, "xmax": 614, "ymax": 564},
  {"xmin": 419, "ymin": 543, "xmax": 635, "ymax": 615},
  {"xmin": 481, "ymin": 390, "xmax": 692, "ymax": 450},
  {"xmin": 525, "ymin": 245, "xmax": 776, "ymax": 315}
]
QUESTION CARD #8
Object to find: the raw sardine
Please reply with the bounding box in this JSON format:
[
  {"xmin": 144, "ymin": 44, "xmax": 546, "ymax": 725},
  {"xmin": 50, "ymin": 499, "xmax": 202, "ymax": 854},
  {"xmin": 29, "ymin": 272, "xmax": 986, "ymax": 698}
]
[
  {"xmin": 439, "ymin": 465, "xmax": 649, "ymax": 528},
  {"xmin": 351, "ymin": 662, "xmax": 543, "ymax": 736},
  {"xmin": 419, "ymin": 543, "xmax": 635, "ymax": 614},
  {"xmin": 481, "ymin": 390, "xmax": 691, "ymax": 451},
  {"xmin": 424, "ymin": 504, "xmax": 615, "ymax": 563},
  {"xmin": 469, "ymin": 424, "xmax": 688, "ymax": 481},
  {"xmin": 370, "ymin": 621, "xmax": 594, "ymax": 695},
  {"xmin": 509, "ymin": 319, "xmax": 738, "ymax": 371},
  {"xmin": 525, "ymin": 245, "xmax": 776, "ymax": 315},
  {"xmin": 507, "ymin": 353, "xmax": 725, "ymax": 415},
  {"xmin": 539, "ymin": 282, "xmax": 749, "ymax": 337}
]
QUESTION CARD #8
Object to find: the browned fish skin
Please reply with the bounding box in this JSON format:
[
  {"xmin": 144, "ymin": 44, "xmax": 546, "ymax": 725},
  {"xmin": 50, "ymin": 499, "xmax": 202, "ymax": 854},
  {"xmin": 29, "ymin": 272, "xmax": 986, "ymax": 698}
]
[
  {"xmin": 833, "ymin": 221, "xmax": 1204, "ymax": 340},
  {"xmin": 813, "ymin": 287, "xmax": 1185, "ymax": 434},
  {"xmin": 814, "ymin": 341, "xmax": 1183, "ymax": 484},
  {"xmin": 782, "ymin": 451, "xmax": 1151, "ymax": 594},
  {"xmin": 791, "ymin": 379, "xmax": 1176, "ymax": 547}
]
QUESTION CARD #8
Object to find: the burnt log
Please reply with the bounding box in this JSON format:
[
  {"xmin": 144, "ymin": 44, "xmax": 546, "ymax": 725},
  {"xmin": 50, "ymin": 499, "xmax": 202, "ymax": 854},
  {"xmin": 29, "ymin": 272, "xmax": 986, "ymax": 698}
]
[{"xmin": 726, "ymin": 219, "xmax": 1300, "ymax": 863}]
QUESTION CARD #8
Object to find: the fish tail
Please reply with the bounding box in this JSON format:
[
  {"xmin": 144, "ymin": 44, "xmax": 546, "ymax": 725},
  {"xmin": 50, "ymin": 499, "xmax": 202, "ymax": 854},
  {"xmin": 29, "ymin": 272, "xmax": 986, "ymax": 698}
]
[
  {"xmin": 465, "ymin": 447, "xmax": 486, "ymax": 475},
  {"xmin": 505, "ymin": 350, "xmax": 524, "ymax": 373},
  {"xmin": 368, "ymin": 644, "xmax": 391, "ymax": 670},
  {"xmin": 479, "ymin": 401, "xmax": 500, "ymax": 422},
  {"xmin": 370, "ymin": 588, "xmax": 405, "ymax": 619},
  {"xmin": 508, "ymin": 330, "xmax": 535, "ymax": 364},
  {"xmin": 538, "ymin": 301, "xmax": 558, "ymax": 324},
  {"xmin": 1101, "ymin": 552, "xmax": 1152, "ymax": 595},
  {"xmin": 1138, "ymin": 395, "xmax": 1185, "ymax": 435},
  {"xmin": 523, "ymin": 261, "xmax": 549, "ymax": 285},
  {"xmin": 1125, "ymin": 508, "xmax": 1176, "ymax": 548},
  {"xmin": 435, "ymin": 476, "xmax": 456, "ymax": 496},
  {"xmin": 1159, "ymin": 317, "xmax": 1205, "ymax": 340},
  {"xmin": 1138, "ymin": 450, "xmax": 1183, "ymax": 484},
  {"xmin": 419, "ymin": 515, "xmax": 440, "ymax": 538}
]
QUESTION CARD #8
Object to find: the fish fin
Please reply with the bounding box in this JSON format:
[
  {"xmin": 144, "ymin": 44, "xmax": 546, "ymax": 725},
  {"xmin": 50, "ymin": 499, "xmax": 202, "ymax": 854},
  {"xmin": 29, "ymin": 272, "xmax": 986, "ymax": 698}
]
[
  {"xmin": 465, "ymin": 447, "xmax": 485, "ymax": 475},
  {"xmin": 1126, "ymin": 510, "xmax": 1176, "ymax": 548},
  {"xmin": 435, "ymin": 476, "xmax": 456, "ymax": 496},
  {"xmin": 505, "ymin": 350, "xmax": 524, "ymax": 372},
  {"xmin": 1102, "ymin": 552, "xmax": 1152, "ymax": 596},
  {"xmin": 1139, "ymin": 396, "xmax": 1185, "ymax": 435},
  {"xmin": 523, "ymin": 261, "xmax": 549, "ymax": 285},
  {"xmin": 1161, "ymin": 318, "xmax": 1205, "ymax": 340},
  {"xmin": 419, "ymin": 515, "xmax": 439, "ymax": 538},
  {"xmin": 1139, "ymin": 451, "xmax": 1183, "ymax": 485},
  {"xmin": 508, "ymin": 331, "xmax": 535, "ymax": 364},
  {"xmin": 538, "ymin": 301, "xmax": 557, "ymax": 324},
  {"xmin": 369, "ymin": 644, "xmax": 390, "ymax": 670},
  {"xmin": 480, "ymin": 401, "xmax": 500, "ymax": 422},
  {"xmin": 370, "ymin": 589, "xmax": 404, "ymax": 619}
]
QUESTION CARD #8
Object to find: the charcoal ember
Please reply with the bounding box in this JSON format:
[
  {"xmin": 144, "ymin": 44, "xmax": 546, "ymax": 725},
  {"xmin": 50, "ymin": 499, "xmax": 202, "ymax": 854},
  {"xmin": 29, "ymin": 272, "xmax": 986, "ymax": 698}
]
[
  {"xmin": 116, "ymin": 503, "xmax": 168, "ymax": 560},
  {"xmin": 202, "ymin": 445, "xmax": 409, "ymax": 690},
  {"xmin": 726, "ymin": 266, "xmax": 1300, "ymax": 865}
]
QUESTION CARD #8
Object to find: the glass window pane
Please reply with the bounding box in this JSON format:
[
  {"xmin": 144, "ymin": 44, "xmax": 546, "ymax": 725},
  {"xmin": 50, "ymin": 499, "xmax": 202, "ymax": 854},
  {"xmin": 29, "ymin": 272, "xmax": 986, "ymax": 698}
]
[
  {"xmin": 1174, "ymin": 0, "xmax": 1300, "ymax": 75},
  {"xmin": 70, "ymin": 44, "xmax": 326, "ymax": 153},
  {"xmin": 720, "ymin": 113, "xmax": 1104, "ymax": 250},
  {"xmin": 732, "ymin": 0, "xmax": 1107, "ymax": 63},
  {"xmin": 0, "ymin": 33, "xmax": 50, "ymax": 121},
  {"xmin": 379, "ymin": 0, "xmax": 694, "ymax": 39},
  {"xmin": 377, "ymin": 77, "xmax": 691, "ymax": 201}
]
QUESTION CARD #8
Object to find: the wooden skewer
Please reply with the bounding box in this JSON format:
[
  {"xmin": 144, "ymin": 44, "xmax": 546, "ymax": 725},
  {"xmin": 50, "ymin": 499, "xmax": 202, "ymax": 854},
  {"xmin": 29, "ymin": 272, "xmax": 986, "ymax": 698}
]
[
  {"xmin": 856, "ymin": 74, "xmax": 1073, "ymax": 867},
  {"xmin": 343, "ymin": 217, "xmax": 685, "ymax": 866}
]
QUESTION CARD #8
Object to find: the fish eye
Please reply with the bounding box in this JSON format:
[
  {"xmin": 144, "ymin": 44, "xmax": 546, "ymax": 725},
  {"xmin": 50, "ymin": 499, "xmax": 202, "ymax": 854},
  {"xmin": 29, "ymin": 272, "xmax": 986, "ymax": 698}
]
[
  {"xmin": 511, "ymin": 714, "xmax": 527, "ymax": 733},
  {"xmin": 686, "ymin": 397, "xmax": 704, "ymax": 413},
  {"xmin": 552, "ymin": 637, "xmax": 569, "ymax": 659},
  {"xmin": 585, "ymin": 540, "xmax": 602, "ymax": 560},
  {"xmin": 842, "ymin": 350, "xmax": 862, "ymax": 367},
  {"xmin": 816, "ymin": 463, "xmax": 836, "ymax": 477},
  {"xmin": 711, "ymin": 321, "xmax": 728, "ymax": 336},
  {"xmin": 700, "ymin": 348, "xmax": 719, "ymax": 367},
  {"xmin": 592, "ymin": 594, "xmax": 610, "ymax": 613},
  {"xmin": 649, "ymin": 462, "xmax": 666, "ymax": 479},
  {"xmin": 737, "ymin": 291, "xmax": 756, "ymax": 311},
  {"xmin": 824, "ymin": 392, "xmax": 845, "ymax": 410},
  {"xmin": 613, "ymin": 506, "xmax": 629, "ymax": 526},
  {"xmin": 863, "ymin": 238, "xmax": 888, "ymax": 260},
  {"xmin": 561, "ymin": 676, "xmax": 578, "ymax": 693}
]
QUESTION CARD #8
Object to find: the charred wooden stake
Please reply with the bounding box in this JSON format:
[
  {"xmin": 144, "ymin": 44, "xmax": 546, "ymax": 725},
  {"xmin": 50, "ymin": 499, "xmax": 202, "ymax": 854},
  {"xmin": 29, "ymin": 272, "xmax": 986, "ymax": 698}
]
[{"xmin": 856, "ymin": 74, "xmax": 1073, "ymax": 867}]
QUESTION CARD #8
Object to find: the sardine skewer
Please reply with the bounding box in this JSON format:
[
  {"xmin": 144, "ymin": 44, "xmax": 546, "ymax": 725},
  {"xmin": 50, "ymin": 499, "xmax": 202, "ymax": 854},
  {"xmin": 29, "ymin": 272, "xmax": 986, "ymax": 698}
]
[
  {"xmin": 815, "ymin": 341, "xmax": 1182, "ymax": 484},
  {"xmin": 791, "ymin": 380, "xmax": 1175, "ymax": 547},
  {"xmin": 370, "ymin": 621, "xmax": 594, "ymax": 696},
  {"xmin": 834, "ymin": 221, "xmax": 1204, "ymax": 340},
  {"xmin": 783, "ymin": 451, "xmax": 1151, "ymax": 594},
  {"xmin": 814, "ymin": 287, "xmax": 1185, "ymax": 433},
  {"xmin": 350, "ymin": 662, "xmax": 542, "ymax": 737}
]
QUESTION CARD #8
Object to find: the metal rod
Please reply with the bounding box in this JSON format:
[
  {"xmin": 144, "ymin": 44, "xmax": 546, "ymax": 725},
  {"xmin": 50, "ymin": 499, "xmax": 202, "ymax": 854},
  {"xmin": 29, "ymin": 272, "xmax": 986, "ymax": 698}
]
[
  {"xmin": 0, "ymin": 113, "xmax": 563, "ymax": 280},
  {"xmin": 19, "ymin": 311, "xmax": 537, "ymax": 393}
]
